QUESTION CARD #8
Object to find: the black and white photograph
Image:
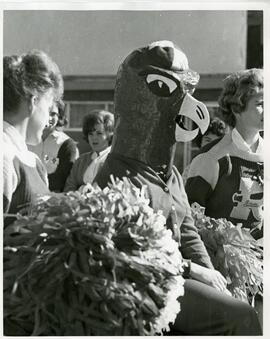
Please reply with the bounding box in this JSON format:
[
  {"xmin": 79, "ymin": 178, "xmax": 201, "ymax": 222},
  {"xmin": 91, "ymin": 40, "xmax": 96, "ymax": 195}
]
[{"xmin": 1, "ymin": 0, "xmax": 269, "ymax": 337}]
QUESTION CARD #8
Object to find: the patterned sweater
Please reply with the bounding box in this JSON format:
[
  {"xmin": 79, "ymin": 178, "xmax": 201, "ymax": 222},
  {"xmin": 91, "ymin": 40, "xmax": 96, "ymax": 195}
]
[
  {"xmin": 3, "ymin": 122, "xmax": 49, "ymax": 226},
  {"xmin": 185, "ymin": 129, "xmax": 263, "ymax": 231}
]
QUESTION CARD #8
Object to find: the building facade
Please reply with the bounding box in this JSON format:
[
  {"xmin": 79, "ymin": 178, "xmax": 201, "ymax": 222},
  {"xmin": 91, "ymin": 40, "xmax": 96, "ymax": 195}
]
[{"xmin": 4, "ymin": 10, "xmax": 263, "ymax": 172}]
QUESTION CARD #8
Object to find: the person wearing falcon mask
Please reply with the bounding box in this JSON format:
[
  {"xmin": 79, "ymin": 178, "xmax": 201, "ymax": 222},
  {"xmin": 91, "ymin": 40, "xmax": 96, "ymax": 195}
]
[{"xmin": 94, "ymin": 41, "xmax": 261, "ymax": 335}]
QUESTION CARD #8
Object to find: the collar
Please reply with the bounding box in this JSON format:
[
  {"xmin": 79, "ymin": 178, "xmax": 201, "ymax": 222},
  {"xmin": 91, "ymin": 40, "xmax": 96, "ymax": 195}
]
[
  {"xmin": 43, "ymin": 129, "xmax": 70, "ymax": 145},
  {"xmin": 3, "ymin": 121, "xmax": 38, "ymax": 167},
  {"xmin": 47, "ymin": 129, "xmax": 65, "ymax": 140},
  {"xmin": 108, "ymin": 152, "xmax": 174, "ymax": 188},
  {"xmin": 231, "ymin": 128, "xmax": 263, "ymax": 153},
  {"xmin": 91, "ymin": 146, "xmax": 111, "ymax": 160},
  {"xmin": 3, "ymin": 121, "xmax": 28, "ymax": 152},
  {"xmin": 49, "ymin": 130, "xmax": 59, "ymax": 139}
]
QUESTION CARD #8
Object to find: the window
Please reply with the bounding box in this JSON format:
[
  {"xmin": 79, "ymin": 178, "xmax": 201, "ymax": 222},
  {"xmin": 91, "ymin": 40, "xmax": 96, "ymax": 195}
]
[
  {"xmin": 65, "ymin": 101, "xmax": 114, "ymax": 130},
  {"xmin": 247, "ymin": 11, "xmax": 263, "ymax": 68}
]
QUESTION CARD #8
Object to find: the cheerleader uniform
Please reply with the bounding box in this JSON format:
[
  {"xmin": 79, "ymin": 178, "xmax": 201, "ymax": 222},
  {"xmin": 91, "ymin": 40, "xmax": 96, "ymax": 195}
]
[
  {"xmin": 3, "ymin": 121, "xmax": 49, "ymax": 226},
  {"xmin": 185, "ymin": 128, "xmax": 263, "ymax": 235}
]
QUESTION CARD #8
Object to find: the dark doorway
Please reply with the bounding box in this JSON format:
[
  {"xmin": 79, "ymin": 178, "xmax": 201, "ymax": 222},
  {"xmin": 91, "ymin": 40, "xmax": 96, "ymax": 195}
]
[{"xmin": 247, "ymin": 11, "xmax": 263, "ymax": 68}]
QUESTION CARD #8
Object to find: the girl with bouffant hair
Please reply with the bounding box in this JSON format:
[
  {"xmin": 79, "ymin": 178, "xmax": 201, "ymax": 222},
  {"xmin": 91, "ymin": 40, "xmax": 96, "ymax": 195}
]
[
  {"xmin": 64, "ymin": 109, "xmax": 114, "ymax": 192},
  {"xmin": 186, "ymin": 68, "xmax": 263, "ymax": 235},
  {"xmin": 3, "ymin": 50, "xmax": 64, "ymax": 224},
  {"xmin": 82, "ymin": 109, "xmax": 114, "ymax": 146}
]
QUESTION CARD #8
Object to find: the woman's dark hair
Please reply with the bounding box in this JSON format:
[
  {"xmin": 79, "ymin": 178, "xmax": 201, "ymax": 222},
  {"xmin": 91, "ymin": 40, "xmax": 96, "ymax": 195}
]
[
  {"xmin": 55, "ymin": 99, "xmax": 68, "ymax": 128},
  {"xmin": 218, "ymin": 68, "xmax": 263, "ymax": 127},
  {"xmin": 195, "ymin": 117, "xmax": 227, "ymax": 148},
  {"xmin": 4, "ymin": 50, "xmax": 64, "ymax": 114},
  {"xmin": 82, "ymin": 110, "xmax": 114, "ymax": 144}
]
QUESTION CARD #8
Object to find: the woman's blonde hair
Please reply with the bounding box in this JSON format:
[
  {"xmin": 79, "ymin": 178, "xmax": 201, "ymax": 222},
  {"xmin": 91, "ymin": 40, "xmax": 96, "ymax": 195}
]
[{"xmin": 218, "ymin": 68, "xmax": 263, "ymax": 127}]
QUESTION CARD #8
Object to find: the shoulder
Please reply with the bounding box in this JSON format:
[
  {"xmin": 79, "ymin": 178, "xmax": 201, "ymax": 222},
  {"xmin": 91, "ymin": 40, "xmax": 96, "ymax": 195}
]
[
  {"xmin": 59, "ymin": 137, "xmax": 78, "ymax": 153},
  {"xmin": 187, "ymin": 154, "xmax": 218, "ymax": 190},
  {"xmin": 73, "ymin": 152, "xmax": 93, "ymax": 167},
  {"xmin": 3, "ymin": 143, "xmax": 15, "ymax": 161},
  {"xmin": 51, "ymin": 130, "xmax": 69, "ymax": 143},
  {"xmin": 188, "ymin": 134, "xmax": 234, "ymax": 188},
  {"xmin": 61, "ymin": 135, "xmax": 77, "ymax": 146},
  {"xmin": 3, "ymin": 149, "xmax": 16, "ymax": 175},
  {"xmin": 3, "ymin": 148, "xmax": 19, "ymax": 199},
  {"xmin": 188, "ymin": 151, "xmax": 218, "ymax": 177},
  {"xmin": 187, "ymin": 142, "xmax": 221, "ymax": 189},
  {"xmin": 198, "ymin": 134, "xmax": 232, "ymax": 158},
  {"xmin": 3, "ymin": 143, "xmax": 23, "ymax": 175},
  {"xmin": 190, "ymin": 134, "xmax": 233, "ymax": 166}
]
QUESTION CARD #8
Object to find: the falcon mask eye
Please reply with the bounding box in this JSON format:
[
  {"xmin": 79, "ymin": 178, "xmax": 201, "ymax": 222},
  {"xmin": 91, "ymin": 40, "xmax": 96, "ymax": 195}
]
[{"xmin": 146, "ymin": 74, "xmax": 177, "ymax": 97}]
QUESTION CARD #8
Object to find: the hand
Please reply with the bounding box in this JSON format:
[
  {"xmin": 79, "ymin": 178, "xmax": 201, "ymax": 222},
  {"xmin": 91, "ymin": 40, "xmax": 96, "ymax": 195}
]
[{"xmin": 190, "ymin": 262, "xmax": 228, "ymax": 293}]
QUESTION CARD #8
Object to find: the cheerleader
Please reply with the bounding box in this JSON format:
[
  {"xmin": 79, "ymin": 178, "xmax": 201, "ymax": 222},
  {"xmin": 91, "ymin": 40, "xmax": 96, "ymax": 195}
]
[
  {"xmin": 186, "ymin": 69, "xmax": 263, "ymax": 236},
  {"xmin": 3, "ymin": 50, "xmax": 63, "ymax": 225}
]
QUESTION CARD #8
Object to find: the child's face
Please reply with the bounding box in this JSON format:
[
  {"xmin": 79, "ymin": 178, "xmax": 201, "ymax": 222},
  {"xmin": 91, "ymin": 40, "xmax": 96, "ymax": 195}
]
[
  {"xmin": 201, "ymin": 132, "xmax": 219, "ymax": 148},
  {"xmin": 237, "ymin": 89, "xmax": 263, "ymax": 132},
  {"xmin": 88, "ymin": 123, "xmax": 110, "ymax": 153}
]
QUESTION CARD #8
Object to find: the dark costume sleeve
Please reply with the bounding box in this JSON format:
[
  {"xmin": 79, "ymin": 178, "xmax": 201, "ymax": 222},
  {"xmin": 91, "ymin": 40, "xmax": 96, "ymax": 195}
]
[
  {"xmin": 180, "ymin": 207, "xmax": 214, "ymax": 268},
  {"xmin": 48, "ymin": 138, "xmax": 79, "ymax": 192}
]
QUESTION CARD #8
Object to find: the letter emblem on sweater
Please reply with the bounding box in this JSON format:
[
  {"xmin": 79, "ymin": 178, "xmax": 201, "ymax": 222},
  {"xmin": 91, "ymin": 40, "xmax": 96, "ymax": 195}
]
[{"xmin": 231, "ymin": 165, "xmax": 263, "ymax": 224}]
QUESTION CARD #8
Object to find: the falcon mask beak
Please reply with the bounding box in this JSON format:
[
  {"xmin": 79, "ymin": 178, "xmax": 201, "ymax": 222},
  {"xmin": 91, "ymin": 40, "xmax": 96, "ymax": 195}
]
[{"xmin": 175, "ymin": 93, "xmax": 210, "ymax": 142}]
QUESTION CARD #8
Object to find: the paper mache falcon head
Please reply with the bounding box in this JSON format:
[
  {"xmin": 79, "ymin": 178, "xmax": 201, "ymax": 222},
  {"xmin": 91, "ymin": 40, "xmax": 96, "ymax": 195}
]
[{"xmin": 112, "ymin": 40, "xmax": 210, "ymax": 170}]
